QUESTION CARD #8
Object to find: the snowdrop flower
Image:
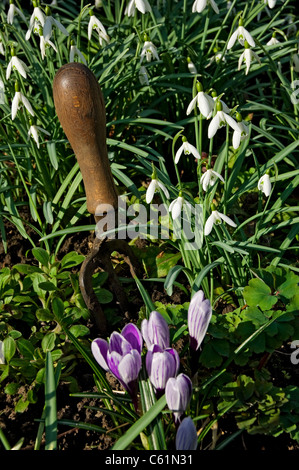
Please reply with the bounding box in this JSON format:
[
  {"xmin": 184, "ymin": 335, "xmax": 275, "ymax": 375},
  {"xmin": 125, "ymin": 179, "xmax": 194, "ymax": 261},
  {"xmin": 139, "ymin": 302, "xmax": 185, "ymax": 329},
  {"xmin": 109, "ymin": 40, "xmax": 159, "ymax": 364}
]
[
  {"xmin": 206, "ymin": 49, "xmax": 226, "ymax": 67},
  {"xmin": 187, "ymin": 57, "xmax": 197, "ymax": 74},
  {"xmin": 207, "ymin": 89, "xmax": 230, "ymax": 119},
  {"xmin": 69, "ymin": 42, "xmax": 87, "ymax": 65},
  {"xmin": 169, "ymin": 192, "xmax": 192, "ymax": 221},
  {"xmin": 208, "ymin": 101, "xmax": 239, "ymax": 139},
  {"xmin": 28, "ymin": 122, "xmax": 51, "ymax": 148},
  {"xmin": 238, "ymin": 40, "xmax": 261, "ymax": 75},
  {"xmin": 7, "ymin": 1, "xmax": 26, "ymax": 24},
  {"xmin": 192, "ymin": 0, "xmax": 219, "ymax": 14},
  {"xmin": 88, "ymin": 11, "xmax": 109, "ymax": 45},
  {"xmin": 232, "ymin": 112, "xmax": 249, "ymax": 149},
  {"xmin": 227, "ymin": 17, "xmax": 255, "ymax": 50},
  {"xmin": 186, "ymin": 81, "xmax": 215, "ymax": 118},
  {"xmin": 204, "ymin": 204, "xmax": 237, "ymax": 236},
  {"xmin": 188, "ymin": 290, "xmax": 212, "ymax": 351},
  {"xmin": 43, "ymin": 6, "xmax": 69, "ymax": 42},
  {"xmin": 265, "ymin": 0, "xmax": 276, "ymax": 8},
  {"xmin": 125, "ymin": 0, "xmax": 152, "ymax": 16},
  {"xmin": 266, "ymin": 32, "xmax": 280, "ymax": 46},
  {"xmin": 292, "ymin": 54, "xmax": 299, "ymax": 73},
  {"xmin": 139, "ymin": 65, "xmax": 149, "ymax": 85},
  {"xmin": 176, "ymin": 417, "xmax": 198, "ymax": 450},
  {"xmin": 258, "ymin": 172, "xmax": 271, "ymax": 197},
  {"xmin": 140, "ymin": 36, "xmax": 159, "ymax": 63},
  {"xmin": 0, "ymin": 39, "xmax": 4, "ymax": 56},
  {"xmin": 146, "ymin": 167, "xmax": 169, "ymax": 203},
  {"xmin": 26, "ymin": 3, "xmax": 46, "ymax": 41},
  {"xmin": 6, "ymin": 48, "xmax": 29, "ymax": 80},
  {"xmin": 200, "ymin": 168, "xmax": 224, "ymax": 192},
  {"xmin": 11, "ymin": 82, "xmax": 35, "ymax": 120},
  {"xmin": 0, "ymin": 79, "xmax": 4, "ymax": 104},
  {"xmin": 175, "ymin": 136, "xmax": 200, "ymax": 164},
  {"xmin": 39, "ymin": 31, "xmax": 57, "ymax": 59}
]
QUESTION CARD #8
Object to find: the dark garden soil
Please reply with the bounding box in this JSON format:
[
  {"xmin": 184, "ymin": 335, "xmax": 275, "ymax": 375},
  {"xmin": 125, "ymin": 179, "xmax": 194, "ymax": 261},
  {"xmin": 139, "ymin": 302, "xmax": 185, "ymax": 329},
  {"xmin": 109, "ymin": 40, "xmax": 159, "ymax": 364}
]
[{"xmin": 1, "ymin": 217, "xmax": 299, "ymax": 451}]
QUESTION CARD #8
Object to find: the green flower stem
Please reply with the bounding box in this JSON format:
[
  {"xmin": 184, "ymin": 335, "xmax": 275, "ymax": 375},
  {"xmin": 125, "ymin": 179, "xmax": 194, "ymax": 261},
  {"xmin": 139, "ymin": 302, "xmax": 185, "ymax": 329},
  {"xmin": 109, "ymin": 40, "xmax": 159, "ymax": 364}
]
[{"xmin": 223, "ymin": 124, "xmax": 230, "ymax": 215}]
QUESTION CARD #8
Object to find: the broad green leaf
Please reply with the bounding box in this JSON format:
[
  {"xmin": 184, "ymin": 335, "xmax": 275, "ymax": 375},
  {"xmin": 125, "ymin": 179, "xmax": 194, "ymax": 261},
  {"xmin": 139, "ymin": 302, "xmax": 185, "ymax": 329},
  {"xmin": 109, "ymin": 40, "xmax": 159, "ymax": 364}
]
[{"xmin": 243, "ymin": 278, "xmax": 277, "ymax": 311}]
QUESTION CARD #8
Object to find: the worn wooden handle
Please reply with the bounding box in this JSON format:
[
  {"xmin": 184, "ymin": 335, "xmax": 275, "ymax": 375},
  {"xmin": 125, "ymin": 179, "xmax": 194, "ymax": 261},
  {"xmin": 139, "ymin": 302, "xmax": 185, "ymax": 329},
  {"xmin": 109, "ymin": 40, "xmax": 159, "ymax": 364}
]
[{"xmin": 53, "ymin": 63, "xmax": 118, "ymax": 215}]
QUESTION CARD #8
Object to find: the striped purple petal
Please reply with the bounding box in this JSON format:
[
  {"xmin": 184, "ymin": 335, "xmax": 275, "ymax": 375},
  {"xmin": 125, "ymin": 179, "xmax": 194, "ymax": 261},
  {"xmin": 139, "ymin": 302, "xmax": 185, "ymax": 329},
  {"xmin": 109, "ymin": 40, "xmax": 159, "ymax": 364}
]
[{"xmin": 188, "ymin": 290, "xmax": 212, "ymax": 351}]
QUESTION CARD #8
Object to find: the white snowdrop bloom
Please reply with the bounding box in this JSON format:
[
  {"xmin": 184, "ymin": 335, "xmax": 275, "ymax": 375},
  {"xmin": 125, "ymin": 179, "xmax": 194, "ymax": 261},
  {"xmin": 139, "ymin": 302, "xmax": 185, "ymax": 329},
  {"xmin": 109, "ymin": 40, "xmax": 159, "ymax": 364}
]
[
  {"xmin": 0, "ymin": 40, "xmax": 4, "ymax": 56},
  {"xmin": 205, "ymin": 91, "xmax": 230, "ymax": 119},
  {"xmin": 43, "ymin": 7, "xmax": 69, "ymax": 42},
  {"xmin": 204, "ymin": 208, "xmax": 237, "ymax": 236},
  {"xmin": 186, "ymin": 82, "xmax": 215, "ymax": 118},
  {"xmin": 39, "ymin": 34, "xmax": 57, "ymax": 59},
  {"xmin": 146, "ymin": 178, "xmax": 169, "ymax": 204},
  {"xmin": 70, "ymin": 44, "xmax": 87, "ymax": 65},
  {"xmin": 139, "ymin": 66, "xmax": 149, "ymax": 85},
  {"xmin": 192, "ymin": 0, "xmax": 219, "ymax": 14},
  {"xmin": 7, "ymin": 2, "xmax": 26, "ymax": 24},
  {"xmin": 200, "ymin": 169, "xmax": 224, "ymax": 192},
  {"xmin": 26, "ymin": 5, "xmax": 46, "ymax": 41},
  {"xmin": 292, "ymin": 54, "xmax": 299, "ymax": 73},
  {"xmin": 175, "ymin": 136, "xmax": 200, "ymax": 165},
  {"xmin": 265, "ymin": 0, "xmax": 276, "ymax": 8},
  {"xmin": 227, "ymin": 18, "xmax": 255, "ymax": 49},
  {"xmin": 187, "ymin": 57, "xmax": 197, "ymax": 74},
  {"xmin": 238, "ymin": 41, "xmax": 261, "ymax": 75},
  {"xmin": 208, "ymin": 101, "xmax": 239, "ymax": 139},
  {"xmin": 266, "ymin": 33, "xmax": 280, "ymax": 46},
  {"xmin": 258, "ymin": 173, "xmax": 271, "ymax": 197},
  {"xmin": 140, "ymin": 40, "xmax": 159, "ymax": 63},
  {"xmin": 232, "ymin": 119, "xmax": 249, "ymax": 149},
  {"xmin": 88, "ymin": 13, "xmax": 109, "ymax": 45},
  {"xmin": 28, "ymin": 124, "xmax": 51, "ymax": 148},
  {"xmin": 11, "ymin": 83, "xmax": 35, "ymax": 121},
  {"xmin": 6, "ymin": 54, "xmax": 29, "ymax": 80},
  {"xmin": 125, "ymin": 0, "xmax": 152, "ymax": 16},
  {"xmin": 169, "ymin": 194, "xmax": 192, "ymax": 221}
]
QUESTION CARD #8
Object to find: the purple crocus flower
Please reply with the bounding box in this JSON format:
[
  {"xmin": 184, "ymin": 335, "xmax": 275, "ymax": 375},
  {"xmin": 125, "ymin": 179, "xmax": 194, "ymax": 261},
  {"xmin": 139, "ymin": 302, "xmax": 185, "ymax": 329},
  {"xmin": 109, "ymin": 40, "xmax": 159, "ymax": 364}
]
[
  {"xmin": 141, "ymin": 310, "xmax": 170, "ymax": 350},
  {"xmin": 188, "ymin": 290, "xmax": 212, "ymax": 351},
  {"xmin": 175, "ymin": 417, "xmax": 198, "ymax": 450},
  {"xmin": 146, "ymin": 344, "xmax": 180, "ymax": 393},
  {"xmin": 91, "ymin": 323, "xmax": 143, "ymax": 409},
  {"xmin": 165, "ymin": 373, "xmax": 192, "ymax": 424}
]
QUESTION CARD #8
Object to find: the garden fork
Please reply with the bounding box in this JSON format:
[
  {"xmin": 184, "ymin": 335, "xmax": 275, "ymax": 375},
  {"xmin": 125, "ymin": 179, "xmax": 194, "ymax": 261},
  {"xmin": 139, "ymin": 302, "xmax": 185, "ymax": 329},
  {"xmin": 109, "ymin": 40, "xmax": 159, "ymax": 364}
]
[{"xmin": 53, "ymin": 63, "xmax": 139, "ymax": 334}]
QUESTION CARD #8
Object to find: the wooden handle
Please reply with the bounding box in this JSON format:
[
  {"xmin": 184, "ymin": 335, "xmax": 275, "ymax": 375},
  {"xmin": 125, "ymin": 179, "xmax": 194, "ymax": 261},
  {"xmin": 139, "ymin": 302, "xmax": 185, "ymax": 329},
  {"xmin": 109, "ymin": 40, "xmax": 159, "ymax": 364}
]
[{"xmin": 53, "ymin": 63, "xmax": 118, "ymax": 215}]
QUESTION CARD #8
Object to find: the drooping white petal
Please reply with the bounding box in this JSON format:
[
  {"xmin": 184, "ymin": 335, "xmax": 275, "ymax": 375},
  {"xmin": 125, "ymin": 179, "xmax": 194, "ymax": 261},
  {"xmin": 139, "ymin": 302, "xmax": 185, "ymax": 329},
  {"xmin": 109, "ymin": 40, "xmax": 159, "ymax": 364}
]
[
  {"xmin": 232, "ymin": 129, "xmax": 241, "ymax": 149},
  {"xmin": 238, "ymin": 51, "xmax": 245, "ymax": 71},
  {"xmin": 227, "ymin": 29, "xmax": 238, "ymax": 50},
  {"xmin": 223, "ymin": 113, "xmax": 239, "ymax": 132},
  {"xmin": 204, "ymin": 212, "xmax": 216, "ymax": 236},
  {"xmin": 218, "ymin": 212, "xmax": 237, "ymax": 228},
  {"xmin": 169, "ymin": 197, "xmax": 183, "ymax": 220},
  {"xmin": 186, "ymin": 95, "xmax": 198, "ymax": 116},
  {"xmin": 210, "ymin": 0, "xmax": 219, "ymax": 14},
  {"xmin": 208, "ymin": 113, "xmax": 220, "ymax": 139},
  {"xmin": 158, "ymin": 181, "xmax": 170, "ymax": 199},
  {"xmin": 6, "ymin": 61, "xmax": 12, "ymax": 80},
  {"xmin": 21, "ymin": 94, "xmax": 34, "ymax": 116},
  {"xmin": 243, "ymin": 27, "xmax": 255, "ymax": 48},
  {"xmin": 146, "ymin": 179, "xmax": 158, "ymax": 204},
  {"xmin": 198, "ymin": 92, "xmax": 215, "ymax": 118},
  {"xmin": 11, "ymin": 92, "xmax": 20, "ymax": 120},
  {"xmin": 258, "ymin": 174, "xmax": 271, "ymax": 197}
]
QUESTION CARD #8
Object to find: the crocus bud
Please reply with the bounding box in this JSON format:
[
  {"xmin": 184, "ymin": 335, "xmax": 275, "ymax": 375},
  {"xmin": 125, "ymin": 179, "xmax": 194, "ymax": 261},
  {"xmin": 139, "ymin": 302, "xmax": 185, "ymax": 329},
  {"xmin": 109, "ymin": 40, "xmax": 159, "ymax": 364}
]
[
  {"xmin": 188, "ymin": 290, "xmax": 212, "ymax": 351},
  {"xmin": 146, "ymin": 344, "xmax": 180, "ymax": 393},
  {"xmin": 176, "ymin": 417, "xmax": 197, "ymax": 450},
  {"xmin": 165, "ymin": 373, "xmax": 192, "ymax": 424},
  {"xmin": 141, "ymin": 311, "xmax": 170, "ymax": 350}
]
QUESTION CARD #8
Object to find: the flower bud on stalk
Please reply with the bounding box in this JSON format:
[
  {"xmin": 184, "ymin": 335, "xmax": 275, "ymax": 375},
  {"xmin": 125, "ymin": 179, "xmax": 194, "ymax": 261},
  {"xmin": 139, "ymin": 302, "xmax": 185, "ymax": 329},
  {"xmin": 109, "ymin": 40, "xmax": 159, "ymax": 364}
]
[{"xmin": 165, "ymin": 373, "xmax": 192, "ymax": 425}]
